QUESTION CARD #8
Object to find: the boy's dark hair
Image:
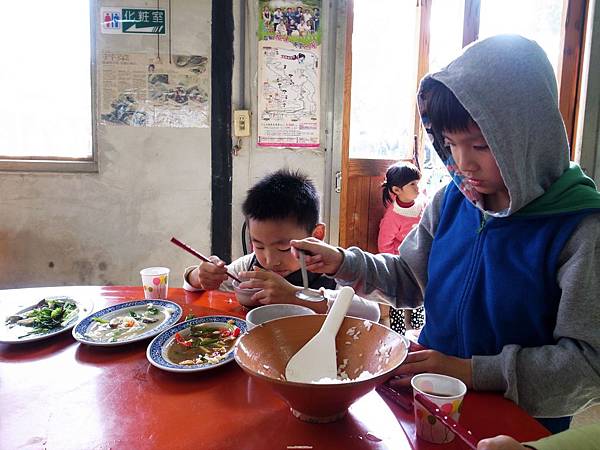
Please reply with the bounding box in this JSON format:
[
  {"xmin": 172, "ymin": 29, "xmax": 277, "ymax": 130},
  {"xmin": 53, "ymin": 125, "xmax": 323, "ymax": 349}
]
[
  {"xmin": 381, "ymin": 162, "xmax": 421, "ymax": 207},
  {"xmin": 421, "ymin": 78, "xmax": 472, "ymax": 134},
  {"xmin": 242, "ymin": 169, "xmax": 319, "ymax": 233}
]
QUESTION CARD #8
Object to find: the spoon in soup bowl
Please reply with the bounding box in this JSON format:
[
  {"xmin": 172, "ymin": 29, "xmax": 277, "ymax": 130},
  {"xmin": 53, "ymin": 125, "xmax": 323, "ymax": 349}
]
[{"xmin": 295, "ymin": 250, "xmax": 325, "ymax": 303}]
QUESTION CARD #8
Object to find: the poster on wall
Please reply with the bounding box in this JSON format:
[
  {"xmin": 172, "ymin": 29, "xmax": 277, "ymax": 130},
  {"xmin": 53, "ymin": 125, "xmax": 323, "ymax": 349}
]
[
  {"xmin": 99, "ymin": 51, "xmax": 210, "ymax": 128},
  {"xmin": 257, "ymin": 0, "xmax": 322, "ymax": 148}
]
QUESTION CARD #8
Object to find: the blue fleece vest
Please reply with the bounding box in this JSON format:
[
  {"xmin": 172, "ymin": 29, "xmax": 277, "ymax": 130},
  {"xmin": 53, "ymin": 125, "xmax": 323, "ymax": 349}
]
[{"xmin": 419, "ymin": 183, "xmax": 590, "ymax": 358}]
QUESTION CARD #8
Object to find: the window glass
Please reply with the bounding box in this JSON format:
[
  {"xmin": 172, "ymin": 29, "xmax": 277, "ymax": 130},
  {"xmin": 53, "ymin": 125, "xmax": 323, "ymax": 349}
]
[
  {"xmin": 0, "ymin": 1, "xmax": 92, "ymax": 160},
  {"xmin": 429, "ymin": 0, "xmax": 465, "ymax": 73},
  {"xmin": 349, "ymin": 0, "xmax": 417, "ymax": 159},
  {"xmin": 479, "ymin": 0, "xmax": 564, "ymax": 77}
]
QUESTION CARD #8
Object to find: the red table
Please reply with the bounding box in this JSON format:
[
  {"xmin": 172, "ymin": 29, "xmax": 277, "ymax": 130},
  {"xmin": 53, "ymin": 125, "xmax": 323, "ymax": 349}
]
[{"xmin": 0, "ymin": 286, "xmax": 550, "ymax": 450}]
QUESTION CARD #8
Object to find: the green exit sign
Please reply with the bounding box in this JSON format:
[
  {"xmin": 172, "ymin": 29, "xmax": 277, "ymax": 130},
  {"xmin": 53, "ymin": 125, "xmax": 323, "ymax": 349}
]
[{"xmin": 122, "ymin": 8, "xmax": 166, "ymax": 34}]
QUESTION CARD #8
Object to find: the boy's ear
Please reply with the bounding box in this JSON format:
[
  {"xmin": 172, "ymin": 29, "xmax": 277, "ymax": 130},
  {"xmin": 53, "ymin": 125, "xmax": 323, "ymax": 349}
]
[{"xmin": 311, "ymin": 223, "xmax": 326, "ymax": 240}]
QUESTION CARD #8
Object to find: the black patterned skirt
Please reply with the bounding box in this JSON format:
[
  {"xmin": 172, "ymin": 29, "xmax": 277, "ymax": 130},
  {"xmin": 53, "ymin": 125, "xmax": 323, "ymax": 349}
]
[{"xmin": 389, "ymin": 306, "xmax": 425, "ymax": 334}]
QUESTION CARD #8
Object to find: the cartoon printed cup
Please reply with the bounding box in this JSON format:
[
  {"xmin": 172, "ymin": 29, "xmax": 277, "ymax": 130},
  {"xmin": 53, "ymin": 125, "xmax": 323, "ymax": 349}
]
[
  {"xmin": 411, "ymin": 373, "xmax": 467, "ymax": 444},
  {"xmin": 140, "ymin": 267, "xmax": 170, "ymax": 299}
]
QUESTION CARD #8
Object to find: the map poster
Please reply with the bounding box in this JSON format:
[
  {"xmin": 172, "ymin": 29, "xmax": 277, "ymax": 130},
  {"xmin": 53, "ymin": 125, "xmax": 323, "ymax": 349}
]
[
  {"xmin": 99, "ymin": 51, "xmax": 209, "ymax": 128},
  {"xmin": 257, "ymin": 0, "xmax": 322, "ymax": 148}
]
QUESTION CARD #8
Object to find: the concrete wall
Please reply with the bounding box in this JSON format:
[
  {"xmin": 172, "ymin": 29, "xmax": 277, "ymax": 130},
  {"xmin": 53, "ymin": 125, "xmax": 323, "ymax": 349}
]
[
  {"xmin": 0, "ymin": 0, "xmax": 213, "ymax": 288},
  {"xmin": 0, "ymin": 0, "xmax": 330, "ymax": 289}
]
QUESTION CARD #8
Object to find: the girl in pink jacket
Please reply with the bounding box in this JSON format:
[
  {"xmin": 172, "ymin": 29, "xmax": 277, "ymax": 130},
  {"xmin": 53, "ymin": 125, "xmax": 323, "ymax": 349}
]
[
  {"xmin": 378, "ymin": 162, "xmax": 427, "ymax": 334},
  {"xmin": 378, "ymin": 162, "xmax": 426, "ymax": 253}
]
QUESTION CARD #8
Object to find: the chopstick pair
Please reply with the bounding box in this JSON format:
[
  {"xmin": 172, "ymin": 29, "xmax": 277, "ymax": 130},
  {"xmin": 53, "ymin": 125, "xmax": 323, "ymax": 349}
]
[
  {"xmin": 170, "ymin": 237, "xmax": 242, "ymax": 283},
  {"xmin": 377, "ymin": 383, "xmax": 480, "ymax": 450},
  {"xmin": 376, "ymin": 383, "xmax": 413, "ymax": 411}
]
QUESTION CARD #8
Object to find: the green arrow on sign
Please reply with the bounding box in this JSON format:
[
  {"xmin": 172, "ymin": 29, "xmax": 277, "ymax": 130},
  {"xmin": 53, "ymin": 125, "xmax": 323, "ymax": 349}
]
[
  {"xmin": 122, "ymin": 8, "xmax": 166, "ymax": 35},
  {"xmin": 127, "ymin": 23, "xmax": 164, "ymax": 33}
]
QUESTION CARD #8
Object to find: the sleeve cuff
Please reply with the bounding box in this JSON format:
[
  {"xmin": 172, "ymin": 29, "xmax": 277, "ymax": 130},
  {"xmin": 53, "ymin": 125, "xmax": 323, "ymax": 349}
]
[
  {"xmin": 472, "ymin": 353, "xmax": 508, "ymax": 391},
  {"xmin": 182, "ymin": 265, "xmax": 203, "ymax": 292},
  {"xmin": 333, "ymin": 247, "xmax": 356, "ymax": 281}
]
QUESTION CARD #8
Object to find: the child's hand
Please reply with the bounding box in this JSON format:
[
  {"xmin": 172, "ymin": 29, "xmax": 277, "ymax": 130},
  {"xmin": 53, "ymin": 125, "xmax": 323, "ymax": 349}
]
[
  {"xmin": 190, "ymin": 256, "xmax": 228, "ymax": 290},
  {"xmin": 239, "ymin": 270, "xmax": 300, "ymax": 305},
  {"xmin": 388, "ymin": 349, "xmax": 473, "ymax": 389},
  {"xmin": 477, "ymin": 436, "xmax": 526, "ymax": 450},
  {"xmin": 290, "ymin": 237, "xmax": 344, "ymax": 275}
]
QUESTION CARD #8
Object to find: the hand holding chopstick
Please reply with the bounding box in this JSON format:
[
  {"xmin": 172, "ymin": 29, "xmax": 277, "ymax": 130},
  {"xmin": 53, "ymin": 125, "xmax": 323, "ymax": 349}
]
[{"xmin": 170, "ymin": 237, "xmax": 242, "ymax": 283}]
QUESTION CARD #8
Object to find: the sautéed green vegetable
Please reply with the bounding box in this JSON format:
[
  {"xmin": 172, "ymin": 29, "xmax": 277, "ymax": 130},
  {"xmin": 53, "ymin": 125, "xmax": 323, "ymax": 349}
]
[{"xmin": 5, "ymin": 297, "xmax": 78, "ymax": 338}]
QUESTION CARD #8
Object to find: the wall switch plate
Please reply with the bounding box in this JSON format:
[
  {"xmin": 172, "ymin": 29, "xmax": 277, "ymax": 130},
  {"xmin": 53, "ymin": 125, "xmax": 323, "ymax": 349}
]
[{"xmin": 234, "ymin": 110, "xmax": 251, "ymax": 137}]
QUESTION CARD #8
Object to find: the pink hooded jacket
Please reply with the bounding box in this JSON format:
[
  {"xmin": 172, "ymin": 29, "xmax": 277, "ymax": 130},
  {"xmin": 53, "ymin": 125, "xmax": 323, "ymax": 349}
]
[{"xmin": 377, "ymin": 195, "xmax": 427, "ymax": 254}]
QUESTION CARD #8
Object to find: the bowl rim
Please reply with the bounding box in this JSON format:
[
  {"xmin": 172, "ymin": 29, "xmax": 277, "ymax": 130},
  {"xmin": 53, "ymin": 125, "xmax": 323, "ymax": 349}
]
[
  {"xmin": 231, "ymin": 279, "xmax": 263, "ymax": 293},
  {"xmin": 234, "ymin": 316, "xmax": 410, "ymax": 386},
  {"xmin": 246, "ymin": 303, "xmax": 317, "ymax": 330}
]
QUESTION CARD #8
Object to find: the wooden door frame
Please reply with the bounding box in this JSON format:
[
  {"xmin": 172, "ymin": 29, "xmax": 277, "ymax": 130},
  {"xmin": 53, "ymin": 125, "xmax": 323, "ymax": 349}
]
[
  {"xmin": 338, "ymin": 0, "xmax": 353, "ymax": 248},
  {"xmin": 461, "ymin": 0, "xmax": 590, "ymax": 153},
  {"xmin": 339, "ymin": 0, "xmax": 430, "ymax": 249},
  {"xmin": 338, "ymin": 0, "xmax": 397, "ymax": 249},
  {"xmin": 558, "ymin": 0, "xmax": 589, "ymax": 153}
]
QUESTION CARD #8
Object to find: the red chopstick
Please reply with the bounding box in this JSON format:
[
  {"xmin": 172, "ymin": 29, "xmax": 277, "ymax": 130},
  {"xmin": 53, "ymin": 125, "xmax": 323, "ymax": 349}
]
[
  {"xmin": 170, "ymin": 237, "xmax": 242, "ymax": 283},
  {"xmin": 376, "ymin": 383, "xmax": 413, "ymax": 411},
  {"xmin": 414, "ymin": 393, "xmax": 480, "ymax": 450}
]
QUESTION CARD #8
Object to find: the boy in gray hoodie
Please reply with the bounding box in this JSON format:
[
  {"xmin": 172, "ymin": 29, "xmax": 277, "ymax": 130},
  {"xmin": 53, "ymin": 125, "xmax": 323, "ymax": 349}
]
[{"xmin": 293, "ymin": 35, "xmax": 600, "ymax": 432}]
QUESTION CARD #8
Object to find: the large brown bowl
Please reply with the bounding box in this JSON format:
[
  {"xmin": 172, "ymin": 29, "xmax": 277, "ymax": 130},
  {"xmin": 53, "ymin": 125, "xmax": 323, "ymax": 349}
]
[{"xmin": 234, "ymin": 314, "xmax": 409, "ymax": 423}]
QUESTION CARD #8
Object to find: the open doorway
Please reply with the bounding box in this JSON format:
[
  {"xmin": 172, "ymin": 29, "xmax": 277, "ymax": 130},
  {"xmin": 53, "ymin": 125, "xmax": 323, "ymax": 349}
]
[{"xmin": 336, "ymin": 0, "xmax": 588, "ymax": 251}]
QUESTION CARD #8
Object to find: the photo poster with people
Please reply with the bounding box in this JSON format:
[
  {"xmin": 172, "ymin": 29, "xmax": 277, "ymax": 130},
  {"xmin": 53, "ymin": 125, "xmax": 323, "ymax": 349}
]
[
  {"xmin": 99, "ymin": 51, "xmax": 210, "ymax": 128},
  {"xmin": 257, "ymin": 0, "xmax": 322, "ymax": 148}
]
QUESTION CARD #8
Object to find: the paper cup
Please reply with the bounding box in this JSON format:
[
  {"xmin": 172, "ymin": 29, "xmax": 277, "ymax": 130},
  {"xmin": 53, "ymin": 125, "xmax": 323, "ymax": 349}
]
[
  {"xmin": 140, "ymin": 267, "xmax": 170, "ymax": 299},
  {"xmin": 411, "ymin": 373, "xmax": 467, "ymax": 444}
]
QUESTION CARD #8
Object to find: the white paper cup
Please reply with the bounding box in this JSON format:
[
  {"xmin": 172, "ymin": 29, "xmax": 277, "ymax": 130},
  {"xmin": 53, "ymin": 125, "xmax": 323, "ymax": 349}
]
[
  {"xmin": 411, "ymin": 373, "xmax": 467, "ymax": 444},
  {"xmin": 140, "ymin": 267, "xmax": 170, "ymax": 299},
  {"xmin": 245, "ymin": 304, "xmax": 316, "ymax": 330}
]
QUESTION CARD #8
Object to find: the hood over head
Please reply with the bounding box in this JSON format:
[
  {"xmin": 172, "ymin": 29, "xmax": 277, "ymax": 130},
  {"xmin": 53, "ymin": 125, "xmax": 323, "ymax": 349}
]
[{"xmin": 418, "ymin": 34, "xmax": 570, "ymax": 216}]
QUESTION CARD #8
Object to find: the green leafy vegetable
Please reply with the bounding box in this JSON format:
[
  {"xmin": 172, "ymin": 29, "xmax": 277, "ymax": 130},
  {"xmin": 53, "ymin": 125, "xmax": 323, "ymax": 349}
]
[{"xmin": 16, "ymin": 298, "xmax": 78, "ymax": 338}]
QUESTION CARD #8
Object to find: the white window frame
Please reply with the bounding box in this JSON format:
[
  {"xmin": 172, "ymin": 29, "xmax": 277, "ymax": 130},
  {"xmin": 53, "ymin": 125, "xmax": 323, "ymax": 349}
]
[{"xmin": 0, "ymin": 2, "xmax": 98, "ymax": 173}]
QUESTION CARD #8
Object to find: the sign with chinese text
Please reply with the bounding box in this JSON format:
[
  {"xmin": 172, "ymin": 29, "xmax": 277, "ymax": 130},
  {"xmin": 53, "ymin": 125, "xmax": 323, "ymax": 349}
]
[{"xmin": 101, "ymin": 7, "xmax": 167, "ymax": 35}]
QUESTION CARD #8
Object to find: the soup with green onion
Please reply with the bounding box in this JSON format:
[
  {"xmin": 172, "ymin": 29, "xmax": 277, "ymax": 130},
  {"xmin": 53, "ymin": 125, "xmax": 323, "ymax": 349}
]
[{"xmin": 167, "ymin": 320, "xmax": 241, "ymax": 365}]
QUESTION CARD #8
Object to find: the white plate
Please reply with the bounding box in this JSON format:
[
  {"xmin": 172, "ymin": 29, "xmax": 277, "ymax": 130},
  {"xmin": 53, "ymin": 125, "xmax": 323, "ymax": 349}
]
[
  {"xmin": 72, "ymin": 300, "xmax": 182, "ymax": 346},
  {"xmin": 0, "ymin": 296, "xmax": 93, "ymax": 344},
  {"xmin": 147, "ymin": 315, "xmax": 247, "ymax": 373}
]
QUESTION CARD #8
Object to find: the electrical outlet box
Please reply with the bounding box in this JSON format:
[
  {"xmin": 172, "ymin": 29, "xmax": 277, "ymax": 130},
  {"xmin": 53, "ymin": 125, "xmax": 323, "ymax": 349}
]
[{"xmin": 234, "ymin": 110, "xmax": 251, "ymax": 137}]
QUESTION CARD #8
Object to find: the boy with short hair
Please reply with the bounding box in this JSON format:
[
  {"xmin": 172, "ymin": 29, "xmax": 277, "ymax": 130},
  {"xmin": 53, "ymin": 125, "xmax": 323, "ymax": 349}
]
[
  {"xmin": 292, "ymin": 35, "xmax": 600, "ymax": 432},
  {"xmin": 184, "ymin": 169, "xmax": 380, "ymax": 321}
]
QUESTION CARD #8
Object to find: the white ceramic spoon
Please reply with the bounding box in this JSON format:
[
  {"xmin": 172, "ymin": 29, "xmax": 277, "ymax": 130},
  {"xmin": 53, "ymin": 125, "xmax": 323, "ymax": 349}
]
[
  {"xmin": 285, "ymin": 286, "xmax": 354, "ymax": 383},
  {"xmin": 295, "ymin": 250, "xmax": 325, "ymax": 302}
]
